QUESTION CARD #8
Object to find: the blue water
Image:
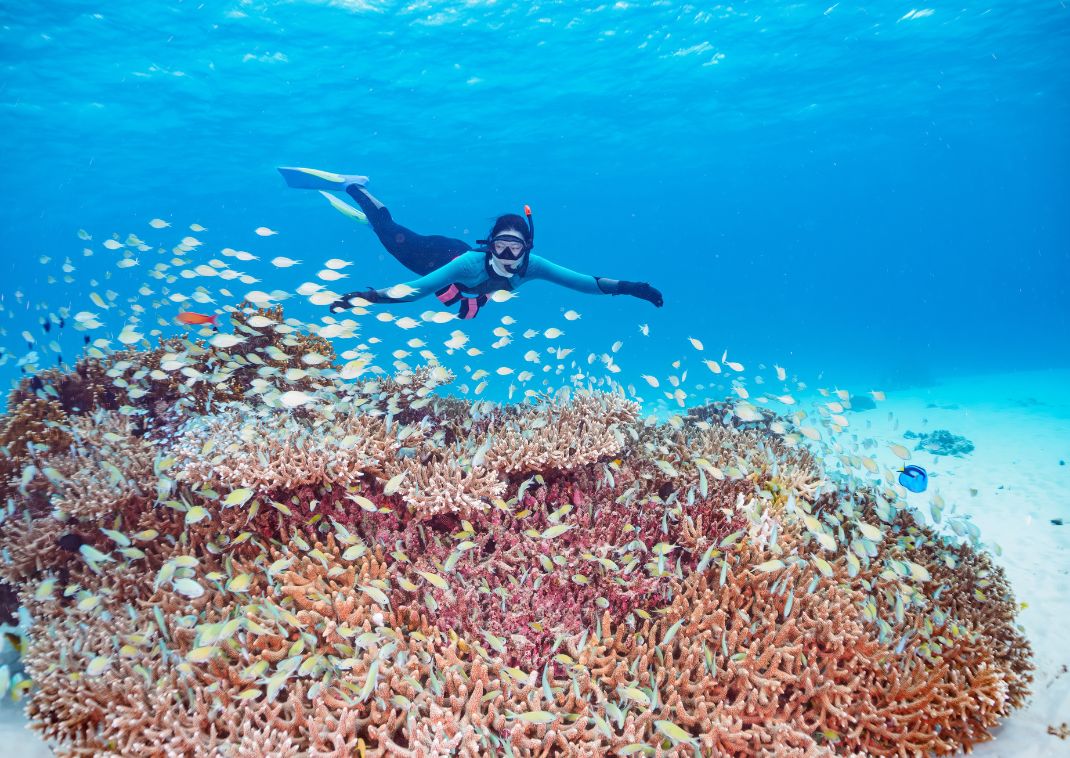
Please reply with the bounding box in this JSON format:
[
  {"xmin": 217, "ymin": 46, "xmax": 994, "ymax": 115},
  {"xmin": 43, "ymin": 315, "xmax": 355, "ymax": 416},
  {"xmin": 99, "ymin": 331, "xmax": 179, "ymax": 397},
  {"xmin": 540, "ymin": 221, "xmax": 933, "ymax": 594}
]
[{"xmin": 1, "ymin": 1, "xmax": 1068, "ymax": 400}]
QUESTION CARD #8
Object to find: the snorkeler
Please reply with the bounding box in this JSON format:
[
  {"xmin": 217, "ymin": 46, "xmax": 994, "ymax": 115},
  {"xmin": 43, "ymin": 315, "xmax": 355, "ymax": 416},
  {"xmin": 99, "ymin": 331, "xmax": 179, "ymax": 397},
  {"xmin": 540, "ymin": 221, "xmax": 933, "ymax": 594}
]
[{"xmin": 278, "ymin": 167, "xmax": 664, "ymax": 319}]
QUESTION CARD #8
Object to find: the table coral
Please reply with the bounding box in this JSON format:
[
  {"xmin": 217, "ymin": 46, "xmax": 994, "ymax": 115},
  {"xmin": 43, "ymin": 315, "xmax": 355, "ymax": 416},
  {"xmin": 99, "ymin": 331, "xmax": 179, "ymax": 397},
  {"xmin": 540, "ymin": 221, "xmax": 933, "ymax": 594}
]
[{"xmin": 384, "ymin": 444, "xmax": 506, "ymax": 519}]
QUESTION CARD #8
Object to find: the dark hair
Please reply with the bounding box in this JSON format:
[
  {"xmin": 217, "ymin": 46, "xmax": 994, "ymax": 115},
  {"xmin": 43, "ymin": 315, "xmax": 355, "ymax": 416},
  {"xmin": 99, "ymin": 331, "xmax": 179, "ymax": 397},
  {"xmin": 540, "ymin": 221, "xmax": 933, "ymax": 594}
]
[{"xmin": 487, "ymin": 213, "xmax": 531, "ymax": 245}]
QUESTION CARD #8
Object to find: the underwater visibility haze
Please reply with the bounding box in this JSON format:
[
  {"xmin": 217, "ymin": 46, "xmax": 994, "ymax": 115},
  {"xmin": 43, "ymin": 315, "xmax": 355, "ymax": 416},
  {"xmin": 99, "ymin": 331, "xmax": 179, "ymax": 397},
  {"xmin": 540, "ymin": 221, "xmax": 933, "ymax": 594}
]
[{"xmin": 0, "ymin": 1, "xmax": 1067, "ymax": 756}]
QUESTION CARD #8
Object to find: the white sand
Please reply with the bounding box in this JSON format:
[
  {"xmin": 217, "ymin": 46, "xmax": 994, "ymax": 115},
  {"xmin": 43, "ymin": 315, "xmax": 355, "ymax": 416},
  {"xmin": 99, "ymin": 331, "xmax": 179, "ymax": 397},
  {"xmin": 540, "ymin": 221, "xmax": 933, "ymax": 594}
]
[
  {"xmin": 0, "ymin": 369, "xmax": 1066, "ymax": 756},
  {"xmin": 0, "ymin": 698, "xmax": 51, "ymax": 757}
]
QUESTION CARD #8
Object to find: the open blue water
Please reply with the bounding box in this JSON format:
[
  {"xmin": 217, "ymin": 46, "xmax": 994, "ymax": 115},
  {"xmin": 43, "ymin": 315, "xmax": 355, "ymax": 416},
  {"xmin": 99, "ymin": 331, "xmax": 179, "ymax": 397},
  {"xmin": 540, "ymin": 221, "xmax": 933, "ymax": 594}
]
[{"xmin": 0, "ymin": 1, "xmax": 1067, "ymax": 396}]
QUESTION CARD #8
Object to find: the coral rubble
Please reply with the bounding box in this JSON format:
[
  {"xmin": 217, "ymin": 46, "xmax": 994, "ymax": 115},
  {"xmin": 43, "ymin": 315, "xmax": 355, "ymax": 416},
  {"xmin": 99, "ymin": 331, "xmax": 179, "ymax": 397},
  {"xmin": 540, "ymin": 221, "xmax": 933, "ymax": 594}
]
[{"xmin": 903, "ymin": 429, "xmax": 976, "ymax": 457}]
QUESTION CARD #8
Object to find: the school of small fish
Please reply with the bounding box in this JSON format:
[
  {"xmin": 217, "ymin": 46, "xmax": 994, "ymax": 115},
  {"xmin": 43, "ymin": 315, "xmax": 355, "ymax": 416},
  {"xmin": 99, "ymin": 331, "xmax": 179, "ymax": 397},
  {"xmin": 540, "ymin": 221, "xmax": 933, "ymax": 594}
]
[{"xmin": 0, "ymin": 216, "xmax": 1030, "ymax": 755}]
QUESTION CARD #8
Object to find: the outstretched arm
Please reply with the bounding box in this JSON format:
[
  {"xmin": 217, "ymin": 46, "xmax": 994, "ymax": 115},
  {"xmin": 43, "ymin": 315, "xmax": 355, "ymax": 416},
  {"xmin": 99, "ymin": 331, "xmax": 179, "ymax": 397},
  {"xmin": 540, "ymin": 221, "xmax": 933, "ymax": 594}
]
[
  {"xmin": 527, "ymin": 256, "xmax": 664, "ymax": 306},
  {"xmin": 330, "ymin": 254, "xmax": 482, "ymax": 311}
]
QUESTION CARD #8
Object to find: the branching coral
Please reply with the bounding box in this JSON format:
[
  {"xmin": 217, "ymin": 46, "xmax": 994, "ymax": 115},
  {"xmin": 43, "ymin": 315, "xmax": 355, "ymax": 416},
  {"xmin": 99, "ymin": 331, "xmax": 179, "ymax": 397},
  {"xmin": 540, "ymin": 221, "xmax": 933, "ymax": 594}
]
[
  {"xmin": 46, "ymin": 411, "xmax": 157, "ymax": 520},
  {"xmin": 0, "ymin": 410, "xmax": 156, "ymax": 584},
  {"xmin": 384, "ymin": 444, "xmax": 506, "ymax": 520},
  {"xmin": 0, "ymin": 395, "xmax": 72, "ymax": 510},
  {"xmin": 6, "ymin": 305, "xmax": 339, "ymax": 430},
  {"xmin": 484, "ymin": 389, "xmax": 638, "ymax": 476},
  {"xmin": 0, "ymin": 308, "xmax": 1033, "ymax": 757},
  {"xmin": 0, "ymin": 396, "xmax": 71, "ymax": 462},
  {"xmin": 171, "ymin": 403, "xmax": 400, "ymax": 491}
]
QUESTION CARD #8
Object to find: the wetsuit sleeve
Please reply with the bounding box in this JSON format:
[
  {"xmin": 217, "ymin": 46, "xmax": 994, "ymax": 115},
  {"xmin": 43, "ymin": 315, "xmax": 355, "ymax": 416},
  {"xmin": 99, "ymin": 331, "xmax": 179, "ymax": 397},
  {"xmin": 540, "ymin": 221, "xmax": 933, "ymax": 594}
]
[
  {"xmin": 372, "ymin": 253, "xmax": 484, "ymax": 303},
  {"xmin": 525, "ymin": 255, "xmax": 603, "ymax": 294}
]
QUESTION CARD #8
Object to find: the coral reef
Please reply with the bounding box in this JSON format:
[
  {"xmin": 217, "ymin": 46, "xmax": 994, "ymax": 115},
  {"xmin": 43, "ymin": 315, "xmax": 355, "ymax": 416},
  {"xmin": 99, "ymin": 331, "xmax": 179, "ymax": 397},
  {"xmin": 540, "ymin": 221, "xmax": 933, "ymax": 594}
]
[
  {"xmin": 171, "ymin": 403, "xmax": 399, "ymax": 491},
  {"xmin": 483, "ymin": 390, "xmax": 638, "ymax": 475},
  {"xmin": 384, "ymin": 444, "xmax": 506, "ymax": 519},
  {"xmin": 687, "ymin": 398, "xmax": 789, "ymax": 433},
  {"xmin": 0, "ymin": 311, "xmax": 1033, "ymax": 757},
  {"xmin": 5, "ymin": 304, "xmax": 336, "ymax": 425}
]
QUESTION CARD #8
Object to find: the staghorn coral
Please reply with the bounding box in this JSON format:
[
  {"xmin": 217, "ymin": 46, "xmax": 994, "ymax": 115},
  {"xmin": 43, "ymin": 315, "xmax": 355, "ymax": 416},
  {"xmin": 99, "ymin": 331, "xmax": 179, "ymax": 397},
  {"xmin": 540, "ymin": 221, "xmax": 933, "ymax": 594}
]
[
  {"xmin": 782, "ymin": 485, "xmax": 1036, "ymax": 722},
  {"xmin": 378, "ymin": 699, "xmax": 481, "ymax": 757},
  {"xmin": 0, "ymin": 395, "xmax": 72, "ymax": 509},
  {"xmin": 0, "ymin": 312, "xmax": 1033, "ymax": 757},
  {"xmin": 6, "ymin": 360, "xmax": 119, "ymax": 418},
  {"xmin": 46, "ymin": 411, "xmax": 157, "ymax": 520},
  {"xmin": 484, "ymin": 389, "xmax": 638, "ymax": 476},
  {"xmin": 856, "ymin": 507, "xmax": 1035, "ymax": 716},
  {"xmin": 7, "ymin": 305, "xmax": 339, "ymax": 427},
  {"xmin": 0, "ymin": 410, "xmax": 159, "ymax": 584},
  {"xmin": 0, "ymin": 396, "xmax": 71, "ymax": 461},
  {"xmin": 0, "ymin": 512, "xmax": 74, "ymax": 585},
  {"xmin": 688, "ymin": 397, "xmax": 794, "ymax": 435},
  {"xmin": 132, "ymin": 303, "xmax": 338, "ymax": 418},
  {"xmin": 171, "ymin": 403, "xmax": 400, "ymax": 491},
  {"xmin": 384, "ymin": 442, "xmax": 506, "ymax": 519}
]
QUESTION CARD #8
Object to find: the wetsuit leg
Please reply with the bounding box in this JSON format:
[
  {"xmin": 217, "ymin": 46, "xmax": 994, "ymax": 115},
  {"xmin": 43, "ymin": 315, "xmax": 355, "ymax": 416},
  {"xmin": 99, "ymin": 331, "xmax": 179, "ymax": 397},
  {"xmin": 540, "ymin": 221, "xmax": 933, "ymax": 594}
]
[{"xmin": 346, "ymin": 185, "xmax": 469, "ymax": 275}]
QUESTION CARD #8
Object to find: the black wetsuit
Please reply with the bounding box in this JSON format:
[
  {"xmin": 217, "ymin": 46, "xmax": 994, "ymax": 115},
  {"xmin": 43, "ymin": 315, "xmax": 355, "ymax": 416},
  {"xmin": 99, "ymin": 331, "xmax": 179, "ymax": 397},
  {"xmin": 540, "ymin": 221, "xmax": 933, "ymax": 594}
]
[
  {"xmin": 347, "ymin": 185, "xmax": 472, "ymax": 276},
  {"xmin": 336, "ymin": 185, "xmax": 664, "ymax": 319}
]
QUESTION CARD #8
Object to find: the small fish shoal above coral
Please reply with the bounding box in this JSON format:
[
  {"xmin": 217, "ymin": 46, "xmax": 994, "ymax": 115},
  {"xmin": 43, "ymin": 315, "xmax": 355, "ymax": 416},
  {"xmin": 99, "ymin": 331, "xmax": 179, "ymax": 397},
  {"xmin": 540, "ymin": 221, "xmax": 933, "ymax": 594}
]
[{"xmin": 0, "ymin": 306, "xmax": 1033, "ymax": 757}]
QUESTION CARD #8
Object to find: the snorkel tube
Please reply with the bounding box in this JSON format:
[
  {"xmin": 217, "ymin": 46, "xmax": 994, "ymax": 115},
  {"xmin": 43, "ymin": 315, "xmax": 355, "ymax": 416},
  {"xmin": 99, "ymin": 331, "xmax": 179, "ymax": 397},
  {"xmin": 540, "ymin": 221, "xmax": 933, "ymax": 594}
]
[{"xmin": 517, "ymin": 204, "xmax": 534, "ymax": 276}]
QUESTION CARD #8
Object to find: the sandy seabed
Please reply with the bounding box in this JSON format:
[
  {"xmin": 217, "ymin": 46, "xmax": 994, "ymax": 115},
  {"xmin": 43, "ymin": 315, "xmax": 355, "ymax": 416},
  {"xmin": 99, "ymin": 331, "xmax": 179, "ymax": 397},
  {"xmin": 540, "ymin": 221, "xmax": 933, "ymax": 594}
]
[
  {"xmin": 0, "ymin": 368, "xmax": 1066, "ymax": 757},
  {"xmin": 857, "ymin": 369, "xmax": 1069, "ymax": 757}
]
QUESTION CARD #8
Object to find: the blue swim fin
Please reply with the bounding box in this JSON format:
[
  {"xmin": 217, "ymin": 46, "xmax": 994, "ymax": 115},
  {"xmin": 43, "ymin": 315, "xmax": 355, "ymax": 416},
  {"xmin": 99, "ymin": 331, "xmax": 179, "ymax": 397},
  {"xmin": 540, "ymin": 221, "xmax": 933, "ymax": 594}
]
[{"xmin": 277, "ymin": 167, "xmax": 368, "ymax": 191}]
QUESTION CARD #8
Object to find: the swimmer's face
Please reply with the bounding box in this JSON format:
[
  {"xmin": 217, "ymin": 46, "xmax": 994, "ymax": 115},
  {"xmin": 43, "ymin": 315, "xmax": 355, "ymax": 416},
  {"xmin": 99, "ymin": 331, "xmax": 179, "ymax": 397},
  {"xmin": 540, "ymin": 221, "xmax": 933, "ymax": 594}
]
[{"xmin": 491, "ymin": 227, "xmax": 528, "ymax": 270}]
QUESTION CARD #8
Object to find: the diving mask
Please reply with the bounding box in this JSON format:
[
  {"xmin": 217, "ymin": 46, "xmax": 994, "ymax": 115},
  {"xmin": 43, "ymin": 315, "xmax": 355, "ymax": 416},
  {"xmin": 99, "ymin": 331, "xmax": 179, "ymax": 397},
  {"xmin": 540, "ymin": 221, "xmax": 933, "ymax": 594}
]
[{"xmin": 490, "ymin": 235, "xmax": 528, "ymax": 259}]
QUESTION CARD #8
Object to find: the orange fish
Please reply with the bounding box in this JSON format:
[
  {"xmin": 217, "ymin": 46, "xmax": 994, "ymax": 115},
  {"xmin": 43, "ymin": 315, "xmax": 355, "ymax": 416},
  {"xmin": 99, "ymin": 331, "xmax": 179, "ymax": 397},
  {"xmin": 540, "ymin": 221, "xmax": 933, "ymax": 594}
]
[{"xmin": 175, "ymin": 312, "xmax": 220, "ymax": 327}]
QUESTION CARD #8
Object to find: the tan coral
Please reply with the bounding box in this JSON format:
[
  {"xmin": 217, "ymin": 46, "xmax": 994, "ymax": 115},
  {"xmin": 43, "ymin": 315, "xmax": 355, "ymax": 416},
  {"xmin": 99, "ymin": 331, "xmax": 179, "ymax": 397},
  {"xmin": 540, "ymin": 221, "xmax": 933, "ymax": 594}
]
[
  {"xmin": 0, "ymin": 411, "xmax": 159, "ymax": 583},
  {"xmin": 484, "ymin": 390, "xmax": 638, "ymax": 476},
  {"xmin": 172, "ymin": 405, "xmax": 399, "ymax": 491},
  {"xmin": 0, "ymin": 395, "xmax": 71, "ymax": 461},
  {"xmin": 0, "ymin": 512, "xmax": 72, "ymax": 584},
  {"xmin": 46, "ymin": 411, "xmax": 157, "ymax": 520},
  {"xmin": 385, "ymin": 444, "xmax": 506, "ymax": 519},
  {"xmin": 375, "ymin": 699, "xmax": 481, "ymax": 757},
  {"xmin": 0, "ymin": 395, "xmax": 71, "ymax": 508}
]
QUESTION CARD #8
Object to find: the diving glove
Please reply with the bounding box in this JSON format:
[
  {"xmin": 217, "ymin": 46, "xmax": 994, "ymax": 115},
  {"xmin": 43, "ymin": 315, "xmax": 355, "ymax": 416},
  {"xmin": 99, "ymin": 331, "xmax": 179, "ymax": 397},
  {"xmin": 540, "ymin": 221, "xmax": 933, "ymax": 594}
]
[{"xmin": 617, "ymin": 280, "xmax": 664, "ymax": 307}]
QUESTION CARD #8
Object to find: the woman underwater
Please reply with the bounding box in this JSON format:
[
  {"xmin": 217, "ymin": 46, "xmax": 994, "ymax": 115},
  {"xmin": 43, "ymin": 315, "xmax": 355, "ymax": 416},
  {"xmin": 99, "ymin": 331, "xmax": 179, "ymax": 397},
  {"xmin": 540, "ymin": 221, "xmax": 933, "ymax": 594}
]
[{"xmin": 278, "ymin": 167, "xmax": 664, "ymax": 320}]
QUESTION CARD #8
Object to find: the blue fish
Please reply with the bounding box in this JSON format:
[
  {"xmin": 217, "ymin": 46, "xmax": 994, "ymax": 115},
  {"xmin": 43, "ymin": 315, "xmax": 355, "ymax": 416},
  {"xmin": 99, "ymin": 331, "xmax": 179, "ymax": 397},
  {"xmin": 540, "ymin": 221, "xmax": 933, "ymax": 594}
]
[{"xmin": 898, "ymin": 464, "xmax": 928, "ymax": 493}]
